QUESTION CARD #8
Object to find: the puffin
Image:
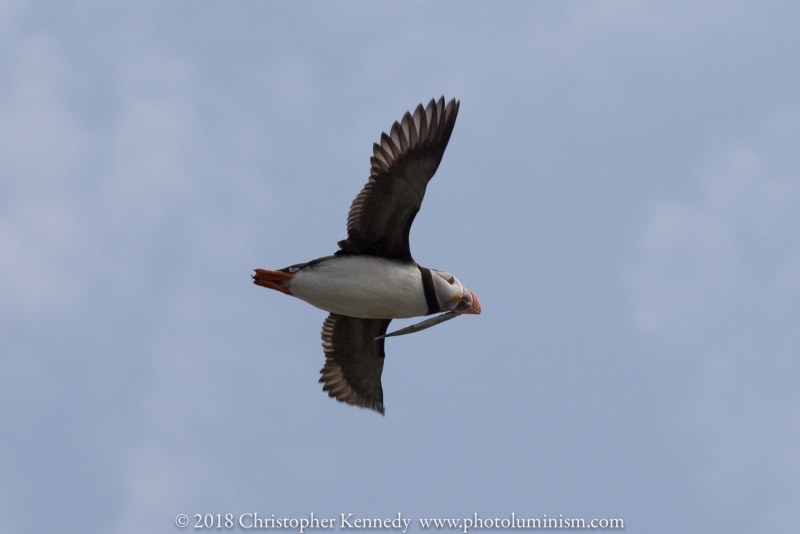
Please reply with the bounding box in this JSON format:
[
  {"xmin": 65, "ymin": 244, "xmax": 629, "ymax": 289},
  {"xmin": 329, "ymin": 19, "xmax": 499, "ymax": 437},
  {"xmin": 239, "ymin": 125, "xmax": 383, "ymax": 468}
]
[{"xmin": 253, "ymin": 97, "xmax": 481, "ymax": 414}]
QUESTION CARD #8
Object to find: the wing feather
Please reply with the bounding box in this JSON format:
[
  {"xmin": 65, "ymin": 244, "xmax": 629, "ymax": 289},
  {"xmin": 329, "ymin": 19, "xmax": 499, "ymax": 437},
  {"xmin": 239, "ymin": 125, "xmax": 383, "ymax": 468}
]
[
  {"xmin": 336, "ymin": 97, "xmax": 460, "ymax": 261},
  {"xmin": 318, "ymin": 313, "xmax": 391, "ymax": 414}
]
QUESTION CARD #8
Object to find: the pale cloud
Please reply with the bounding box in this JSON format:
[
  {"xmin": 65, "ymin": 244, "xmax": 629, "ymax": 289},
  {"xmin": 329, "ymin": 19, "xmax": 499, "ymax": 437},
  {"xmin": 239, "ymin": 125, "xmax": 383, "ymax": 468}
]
[
  {"xmin": 517, "ymin": 1, "xmax": 749, "ymax": 74},
  {"xmin": 633, "ymin": 133, "xmax": 800, "ymax": 332},
  {"xmin": 113, "ymin": 443, "xmax": 204, "ymax": 534},
  {"xmin": 112, "ymin": 341, "xmax": 217, "ymax": 534},
  {"xmin": 0, "ymin": 0, "xmax": 23, "ymax": 47},
  {"xmin": 689, "ymin": 352, "xmax": 800, "ymax": 529},
  {"xmin": 101, "ymin": 54, "xmax": 199, "ymax": 231},
  {"xmin": 347, "ymin": 1, "xmax": 753, "ymax": 107},
  {"xmin": 0, "ymin": 36, "xmax": 210, "ymax": 320},
  {"xmin": 277, "ymin": 57, "xmax": 316, "ymax": 107},
  {"xmin": 0, "ymin": 34, "xmax": 217, "ymax": 529},
  {"xmin": 632, "ymin": 108, "xmax": 800, "ymax": 527},
  {"xmin": 0, "ymin": 199, "xmax": 84, "ymax": 316},
  {"xmin": 0, "ymin": 35, "xmax": 93, "ymax": 317},
  {"xmin": 561, "ymin": 1, "xmax": 745, "ymax": 44},
  {"xmin": 0, "ymin": 40, "xmax": 208, "ymax": 316},
  {"xmin": 0, "ymin": 36, "xmax": 91, "ymax": 193}
]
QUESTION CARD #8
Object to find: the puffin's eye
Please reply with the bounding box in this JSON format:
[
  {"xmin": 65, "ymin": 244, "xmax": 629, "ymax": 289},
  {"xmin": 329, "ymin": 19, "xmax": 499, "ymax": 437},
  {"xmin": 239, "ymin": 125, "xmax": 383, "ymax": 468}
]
[{"xmin": 434, "ymin": 271, "xmax": 455, "ymax": 284}]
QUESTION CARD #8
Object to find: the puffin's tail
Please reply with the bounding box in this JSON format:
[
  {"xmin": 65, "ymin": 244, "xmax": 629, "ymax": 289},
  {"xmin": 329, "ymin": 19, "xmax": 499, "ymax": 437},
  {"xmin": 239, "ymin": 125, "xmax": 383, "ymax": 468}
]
[{"xmin": 253, "ymin": 269, "xmax": 294, "ymax": 296}]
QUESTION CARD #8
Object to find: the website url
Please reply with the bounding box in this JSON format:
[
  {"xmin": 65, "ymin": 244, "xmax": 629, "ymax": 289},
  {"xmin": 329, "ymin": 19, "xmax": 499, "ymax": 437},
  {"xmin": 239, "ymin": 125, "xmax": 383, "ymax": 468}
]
[{"xmin": 418, "ymin": 514, "xmax": 624, "ymax": 532}]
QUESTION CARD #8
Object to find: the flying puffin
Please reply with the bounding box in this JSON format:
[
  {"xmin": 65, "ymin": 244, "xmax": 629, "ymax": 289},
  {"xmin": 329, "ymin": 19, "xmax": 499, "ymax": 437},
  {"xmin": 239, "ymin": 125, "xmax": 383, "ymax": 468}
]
[{"xmin": 253, "ymin": 97, "xmax": 481, "ymax": 414}]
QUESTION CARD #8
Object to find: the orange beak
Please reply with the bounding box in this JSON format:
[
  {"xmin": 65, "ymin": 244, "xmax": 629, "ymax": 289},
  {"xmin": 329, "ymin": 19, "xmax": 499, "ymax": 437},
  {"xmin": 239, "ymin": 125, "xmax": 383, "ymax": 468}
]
[{"xmin": 464, "ymin": 290, "xmax": 481, "ymax": 315}]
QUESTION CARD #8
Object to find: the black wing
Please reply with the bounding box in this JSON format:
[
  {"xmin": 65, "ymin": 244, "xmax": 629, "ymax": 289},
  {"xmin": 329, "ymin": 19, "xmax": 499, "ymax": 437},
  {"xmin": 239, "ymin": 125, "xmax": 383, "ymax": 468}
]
[
  {"xmin": 319, "ymin": 313, "xmax": 391, "ymax": 414},
  {"xmin": 336, "ymin": 97, "xmax": 460, "ymax": 261}
]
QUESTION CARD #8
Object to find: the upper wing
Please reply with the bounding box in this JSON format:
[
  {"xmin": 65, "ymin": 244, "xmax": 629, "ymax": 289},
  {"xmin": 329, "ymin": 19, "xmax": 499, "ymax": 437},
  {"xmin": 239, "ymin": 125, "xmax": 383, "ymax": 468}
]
[
  {"xmin": 336, "ymin": 97, "xmax": 460, "ymax": 261},
  {"xmin": 319, "ymin": 313, "xmax": 392, "ymax": 415}
]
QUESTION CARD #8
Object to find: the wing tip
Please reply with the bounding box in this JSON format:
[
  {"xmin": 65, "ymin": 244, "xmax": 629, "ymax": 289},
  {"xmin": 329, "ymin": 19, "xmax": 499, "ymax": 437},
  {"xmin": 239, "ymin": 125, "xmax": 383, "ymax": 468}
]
[{"xmin": 318, "ymin": 372, "xmax": 386, "ymax": 415}]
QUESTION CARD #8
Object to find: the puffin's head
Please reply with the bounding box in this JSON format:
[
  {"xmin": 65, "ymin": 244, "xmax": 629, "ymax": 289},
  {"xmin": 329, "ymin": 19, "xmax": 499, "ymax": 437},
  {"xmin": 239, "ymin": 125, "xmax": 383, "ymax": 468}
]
[{"xmin": 431, "ymin": 269, "xmax": 481, "ymax": 315}]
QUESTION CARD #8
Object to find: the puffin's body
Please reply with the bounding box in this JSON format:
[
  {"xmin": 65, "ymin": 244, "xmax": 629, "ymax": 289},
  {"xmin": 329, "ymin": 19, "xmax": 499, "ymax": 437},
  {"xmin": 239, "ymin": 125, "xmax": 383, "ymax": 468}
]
[
  {"xmin": 254, "ymin": 97, "xmax": 480, "ymax": 414},
  {"xmin": 289, "ymin": 256, "xmax": 428, "ymax": 319}
]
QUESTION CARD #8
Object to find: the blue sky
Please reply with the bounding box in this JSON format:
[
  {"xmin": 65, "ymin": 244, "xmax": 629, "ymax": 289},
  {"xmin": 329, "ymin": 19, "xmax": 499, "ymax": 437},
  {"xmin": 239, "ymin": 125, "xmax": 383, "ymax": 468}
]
[{"xmin": 1, "ymin": 2, "xmax": 799, "ymax": 533}]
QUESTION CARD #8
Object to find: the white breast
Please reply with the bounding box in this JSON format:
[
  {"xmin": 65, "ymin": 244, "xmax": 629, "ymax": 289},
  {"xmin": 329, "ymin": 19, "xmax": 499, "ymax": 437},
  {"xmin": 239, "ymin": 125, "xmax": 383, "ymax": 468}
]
[{"xmin": 288, "ymin": 256, "xmax": 428, "ymax": 319}]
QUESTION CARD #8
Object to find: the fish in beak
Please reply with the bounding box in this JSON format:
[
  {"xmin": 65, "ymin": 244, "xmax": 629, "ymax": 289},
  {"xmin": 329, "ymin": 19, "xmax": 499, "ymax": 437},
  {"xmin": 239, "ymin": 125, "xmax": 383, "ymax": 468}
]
[{"xmin": 376, "ymin": 289, "xmax": 482, "ymax": 340}]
